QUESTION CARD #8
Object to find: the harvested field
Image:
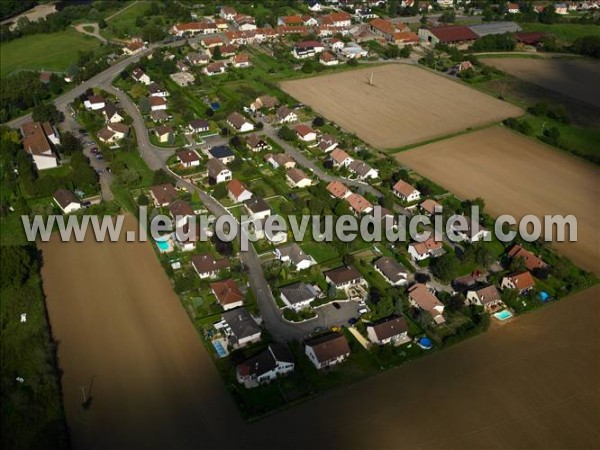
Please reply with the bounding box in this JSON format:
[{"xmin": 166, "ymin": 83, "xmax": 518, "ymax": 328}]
[
  {"xmin": 396, "ymin": 127, "xmax": 600, "ymax": 274},
  {"xmin": 481, "ymin": 57, "xmax": 600, "ymax": 108},
  {"xmin": 39, "ymin": 215, "xmax": 239, "ymax": 449},
  {"xmin": 280, "ymin": 65, "xmax": 522, "ymax": 149}
]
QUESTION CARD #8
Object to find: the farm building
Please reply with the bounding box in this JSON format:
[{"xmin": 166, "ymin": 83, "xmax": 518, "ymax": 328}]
[
  {"xmin": 468, "ymin": 21, "xmax": 522, "ymax": 37},
  {"xmin": 418, "ymin": 25, "xmax": 478, "ymax": 46}
]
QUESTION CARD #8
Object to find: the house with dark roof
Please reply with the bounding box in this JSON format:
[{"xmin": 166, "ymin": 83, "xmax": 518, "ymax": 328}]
[
  {"xmin": 154, "ymin": 125, "xmax": 174, "ymax": 144},
  {"xmin": 274, "ymin": 243, "xmax": 316, "ymax": 271},
  {"xmin": 408, "ymin": 283, "xmax": 445, "ymax": 324},
  {"xmin": 148, "ymin": 82, "xmax": 169, "ymax": 97},
  {"xmin": 132, "ymin": 67, "xmax": 151, "ymax": 85},
  {"xmin": 374, "ymin": 256, "xmax": 409, "ymax": 286},
  {"xmin": 227, "ymin": 112, "xmax": 254, "ymax": 133},
  {"xmin": 222, "ymin": 307, "xmax": 261, "ymax": 348},
  {"xmin": 84, "ymin": 95, "xmax": 106, "ymax": 111},
  {"xmin": 168, "ymin": 199, "xmax": 195, "ymax": 227},
  {"xmin": 276, "ymin": 106, "xmax": 298, "ymax": 124},
  {"xmin": 53, "ymin": 189, "xmax": 82, "ymax": 214},
  {"xmin": 324, "ymin": 266, "xmax": 365, "ymax": 289},
  {"xmin": 348, "ymin": 160, "xmax": 378, "ymax": 180},
  {"xmin": 305, "ymin": 332, "xmax": 351, "ymax": 370},
  {"xmin": 318, "ymin": 134, "xmax": 338, "ymax": 152},
  {"xmin": 208, "ymin": 145, "xmax": 235, "ymax": 164},
  {"xmin": 280, "ymin": 282, "xmax": 319, "ymax": 311},
  {"xmin": 149, "ymin": 184, "xmax": 178, "ymax": 207},
  {"xmin": 246, "ymin": 134, "xmax": 271, "ymax": 152},
  {"xmin": 236, "ymin": 344, "xmax": 294, "ymax": 388},
  {"xmin": 449, "ymin": 215, "xmax": 491, "ymax": 243},
  {"xmin": 366, "ymin": 315, "xmax": 410, "ymax": 345},
  {"xmin": 191, "ymin": 252, "xmax": 229, "ymax": 279},
  {"xmin": 244, "ymin": 197, "xmax": 271, "ymax": 220},
  {"xmin": 211, "ymin": 279, "xmax": 244, "ymax": 310},
  {"xmin": 101, "ymin": 103, "xmax": 124, "ymax": 123},
  {"xmin": 188, "ymin": 119, "xmax": 210, "ymax": 133},
  {"xmin": 177, "ymin": 149, "xmax": 201, "ymax": 168},
  {"xmin": 286, "ymin": 168, "xmax": 312, "ymax": 188},
  {"xmin": 207, "ymin": 159, "xmax": 232, "ymax": 184}
]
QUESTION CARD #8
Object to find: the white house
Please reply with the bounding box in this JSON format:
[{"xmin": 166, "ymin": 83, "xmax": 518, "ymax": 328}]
[
  {"xmin": 366, "ymin": 316, "xmax": 410, "ymax": 345},
  {"xmin": 132, "ymin": 67, "xmax": 152, "ymax": 85},
  {"xmin": 348, "ymin": 160, "xmax": 378, "ymax": 180},
  {"xmin": 407, "ymin": 237, "xmax": 445, "ymax": 261},
  {"xmin": 276, "ymin": 106, "xmax": 299, "ymax": 124},
  {"xmin": 295, "ymin": 124, "xmax": 317, "ymax": 142},
  {"xmin": 53, "ymin": 189, "xmax": 82, "ymax": 214},
  {"xmin": 227, "ymin": 179, "xmax": 253, "ymax": 203},
  {"xmin": 21, "ymin": 121, "xmax": 59, "ymax": 170},
  {"xmin": 191, "ymin": 252, "xmax": 229, "ymax": 279},
  {"xmin": 449, "ymin": 215, "xmax": 491, "ymax": 243},
  {"xmin": 244, "ymin": 197, "xmax": 271, "ymax": 221},
  {"xmin": 177, "ymin": 149, "xmax": 201, "ymax": 168},
  {"xmin": 274, "ymin": 243, "xmax": 316, "ymax": 271},
  {"xmin": 330, "ymin": 148, "xmax": 353, "ymax": 168},
  {"xmin": 393, "ymin": 179, "xmax": 420, "ymax": 202},
  {"xmin": 236, "ymin": 344, "xmax": 294, "ymax": 388},
  {"xmin": 222, "ymin": 307, "xmax": 261, "ymax": 349},
  {"xmin": 207, "ymin": 159, "xmax": 232, "ymax": 184},
  {"xmin": 286, "ymin": 168, "xmax": 312, "ymax": 188},
  {"xmin": 227, "ymin": 112, "xmax": 254, "ymax": 133},
  {"xmin": 149, "ymin": 97, "xmax": 168, "ymax": 111},
  {"xmin": 373, "ymin": 256, "xmax": 409, "ymax": 286},
  {"xmin": 501, "ymin": 271, "xmax": 535, "ymax": 294},
  {"xmin": 211, "ymin": 279, "xmax": 244, "ymax": 311},
  {"xmin": 408, "ymin": 283, "xmax": 445, "ymax": 324},
  {"xmin": 84, "ymin": 95, "xmax": 105, "ymax": 110},
  {"xmin": 305, "ymin": 333, "xmax": 351, "ymax": 370},
  {"xmin": 466, "ymin": 285, "xmax": 503, "ymax": 312},
  {"xmin": 280, "ymin": 282, "xmax": 318, "ymax": 311}
]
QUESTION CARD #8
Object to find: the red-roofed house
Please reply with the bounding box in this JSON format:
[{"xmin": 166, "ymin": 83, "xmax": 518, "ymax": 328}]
[
  {"xmin": 418, "ymin": 25, "xmax": 478, "ymax": 46},
  {"xmin": 501, "ymin": 271, "xmax": 536, "ymax": 294},
  {"xmin": 295, "ymin": 124, "xmax": 317, "ymax": 142},
  {"xmin": 393, "ymin": 180, "xmax": 421, "ymax": 202},
  {"xmin": 211, "ymin": 279, "xmax": 244, "ymax": 310},
  {"xmin": 227, "ymin": 179, "xmax": 253, "ymax": 203}
]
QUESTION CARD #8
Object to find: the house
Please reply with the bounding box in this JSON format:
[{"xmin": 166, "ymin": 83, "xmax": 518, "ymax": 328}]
[
  {"xmin": 84, "ymin": 95, "xmax": 105, "ymax": 110},
  {"xmin": 200, "ymin": 36, "xmax": 224, "ymax": 48},
  {"xmin": 177, "ymin": 149, "xmax": 201, "ymax": 168},
  {"xmin": 340, "ymin": 42, "xmax": 369, "ymax": 59},
  {"xmin": 374, "ymin": 256, "xmax": 409, "ymax": 286},
  {"xmin": 236, "ymin": 344, "xmax": 294, "ymax": 388},
  {"xmin": 207, "ymin": 159, "xmax": 232, "ymax": 184},
  {"xmin": 170, "ymin": 71, "xmax": 195, "ymax": 86},
  {"xmin": 318, "ymin": 134, "xmax": 338, "ymax": 152},
  {"xmin": 191, "ymin": 252, "xmax": 229, "ymax": 279},
  {"xmin": 148, "ymin": 83, "xmax": 169, "ymax": 98},
  {"xmin": 234, "ymin": 14, "xmax": 256, "ymax": 31},
  {"xmin": 211, "ymin": 279, "xmax": 244, "ymax": 310},
  {"xmin": 468, "ymin": 22, "xmax": 523, "ymax": 37},
  {"xmin": 393, "ymin": 179, "xmax": 420, "ymax": 203},
  {"xmin": 453, "ymin": 270, "xmax": 487, "ymax": 291},
  {"xmin": 507, "ymin": 2, "xmax": 520, "ymax": 13},
  {"xmin": 132, "ymin": 67, "xmax": 151, "ymax": 85},
  {"xmin": 274, "ymin": 243, "xmax": 316, "ymax": 271},
  {"xmin": 330, "ymin": 148, "xmax": 353, "ymax": 167},
  {"xmin": 53, "ymin": 189, "xmax": 81, "ymax": 214},
  {"xmin": 278, "ymin": 15, "xmax": 305, "ymax": 26},
  {"xmin": 39, "ymin": 72, "xmax": 51, "ymax": 84},
  {"xmin": 347, "ymin": 193, "xmax": 373, "ymax": 215},
  {"xmin": 227, "ymin": 179, "xmax": 253, "ymax": 203},
  {"xmin": 250, "ymin": 95, "xmax": 279, "ymax": 112},
  {"xmin": 305, "ymin": 332, "xmax": 351, "ymax": 370},
  {"xmin": 302, "ymin": 14, "xmax": 319, "ymax": 27},
  {"xmin": 276, "ymin": 106, "xmax": 299, "ymax": 124},
  {"xmin": 408, "ymin": 283, "xmax": 445, "ymax": 324},
  {"xmin": 326, "ymin": 37, "xmax": 345, "ymax": 52},
  {"xmin": 244, "ymin": 197, "xmax": 271, "ymax": 220},
  {"xmin": 308, "ymin": 1, "xmax": 323, "ymax": 12},
  {"xmin": 171, "ymin": 21, "xmax": 218, "ymax": 36},
  {"xmin": 220, "ymin": 6, "xmax": 237, "ymax": 21},
  {"xmin": 168, "ymin": 199, "xmax": 195, "ymax": 228},
  {"xmin": 507, "ymin": 245, "xmax": 548, "ymax": 272},
  {"xmin": 320, "ymin": 11, "xmax": 353, "ymax": 28},
  {"xmin": 246, "ymin": 134, "xmax": 271, "ymax": 152},
  {"xmin": 231, "ymin": 53, "xmax": 252, "ymax": 68},
  {"xmin": 222, "ymin": 307, "xmax": 261, "ymax": 349},
  {"xmin": 149, "ymin": 96, "xmax": 167, "ymax": 111},
  {"xmin": 418, "ymin": 26, "xmax": 478, "ymax": 46},
  {"xmin": 149, "ymin": 184, "xmax": 178, "ymax": 207},
  {"xmin": 369, "ymin": 18, "xmax": 413, "ymax": 44},
  {"xmin": 280, "ymin": 282, "xmax": 319, "ymax": 311},
  {"xmin": 208, "ymin": 145, "xmax": 236, "ymax": 164},
  {"xmin": 20, "ymin": 121, "xmax": 58, "ymax": 170},
  {"xmin": 97, "ymin": 123, "xmax": 129, "ymax": 144},
  {"xmin": 501, "ymin": 271, "xmax": 536, "ymax": 294},
  {"xmin": 367, "ymin": 316, "xmax": 409, "ymax": 345},
  {"xmin": 319, "ymin": 51, "xmax": 339, "ymax": 65},
  {"xmin": 466, "ymin": 285, "xmax": 503, "ymax": 312},
  {"xmin": 123, "ymin": 40, "xmax": 145, "ymax": 55},
  {"xmin": 420, "ymin": 199, "xmax": 442, "ymax": 216},
  {"xmin": 326, "ymin": 181, "xmax": 351, "ymax": 199},
  {"xmin": 324, "ymin": 265, "xmax": 364, "ymax": 289},
  {"xmin": 101, "ymin": 103, "xmax": 124, "ymax": 123},
  {"xmin": 555, "ymin": 2, "xmax": 568, "ymax": 14},
  {"xmin": 292, "ymin": 40, "xmax": 325, "ymax": 59},
  {"xmin": 286, "ymin": 168, "xmax": 312, "ymax": 188},
  {"xmin": 450, "ymin": 216, "xmax": 491, "ymax": 243},
  {"xmin": 154, "ymin": 125, "xmax": 174, "ymax": 144},
  {"xmin": 203, "ymin": 61, "xmax": 227, "ymax": 76},
  {"xmin": 265, "ymin": 153, "xmax": 296, "ymax": 170},
  {"xmin": 188, "ymin": 119, "xmax": 210, "ymax": 133},
  {"xmin": 227, "ymin": 112, "xmax": 254, "ymax": 133},
  {"xmin": 186, "ymin": 52, "xmax": 210, "ymax": 66},
  {"xmin": 348, "ymin": 160, "xmax": 378, "ymax": 180},
  {"xmin": 150, "ymin": 110, "xmax": 169, "ymax": 123},
  {"xmin": 408, "ymin": 236, "xmax": 445, "ymax": 261}
]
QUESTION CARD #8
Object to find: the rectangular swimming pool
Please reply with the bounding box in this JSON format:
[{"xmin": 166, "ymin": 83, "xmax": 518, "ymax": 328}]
[
  {"xmin": 155, "ymin": 239, "xmax": 170, "ymax": 252},
  {"xmin": 212, "ymin": 340, "xmax": 228, "ymax": 358},
  {"xmin": 494, "ymin": 310, "xmax": 513, "ymax": 321}
]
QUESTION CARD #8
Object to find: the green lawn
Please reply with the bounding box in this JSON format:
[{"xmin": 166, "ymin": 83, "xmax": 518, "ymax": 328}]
[
  {"xmin": 520, "ymin": 23, "xmax": 600, "ymax": 42},
  {"xmin": 101, "ymin": 1, "xmax": 152, "ymax": 40},
  {"xmin": 525, "ymin": 114, "xmax": 600, "ymax": 158},
  {"xmin": 0, "ymin": 29, "xmax": 102, "ymax": 77}
]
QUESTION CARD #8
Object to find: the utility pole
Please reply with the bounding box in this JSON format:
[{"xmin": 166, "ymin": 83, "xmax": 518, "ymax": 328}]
[{"xmin": 369, "ymin": 71, "xmax": 374, "ymax": 86}]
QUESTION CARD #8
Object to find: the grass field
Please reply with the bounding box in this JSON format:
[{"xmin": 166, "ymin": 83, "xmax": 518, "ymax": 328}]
[
  {"xmin": 396, "ymin": 126, "xmax": 600, "ymax": 274},
  {"xmin": 0, "ymin": 29, "xmax": 101, "ymax": 77},
  {"xmin": 521, "ymin": 23, "xmax": 600, "ymax": 42},
  {"xmin": 281, "ymin": 65, "xmax": 523, "ymax": 149},
  {"xmin": 480, "ymin": 57, "xmax": 600, "ymax": 108},
  {"xmin": 101, "ymin": 1, "xmax": 152, "ymax": 40}
]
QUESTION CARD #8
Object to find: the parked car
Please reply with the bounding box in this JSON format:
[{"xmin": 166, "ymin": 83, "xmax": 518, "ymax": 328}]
[
  {"xmin": 358, "ymin": 308, "xmax": 368, "ymax": 315},
  {"xmin": 348, "ymin": 317, "xmax": 358, "ymax": 325},
  {"xmin": 332, "ymin": 302, "xmax": 341, "ymax": 310},
  {"xmin": 95, "ymin": 154, "xmax": 103, "ymax": 160}
]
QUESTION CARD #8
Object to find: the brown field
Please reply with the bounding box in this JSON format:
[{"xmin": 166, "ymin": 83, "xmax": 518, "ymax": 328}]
[
  {"xmin": 280, "ymin": 65, "xmax": 523, "ymax": 149},
  {"xmin": 481, "ymin": 57, "xmax": 600, "ymax": 108},
  {"xmin": 396, "ymin": 127, "xmax": 600, "ymax": 274}
]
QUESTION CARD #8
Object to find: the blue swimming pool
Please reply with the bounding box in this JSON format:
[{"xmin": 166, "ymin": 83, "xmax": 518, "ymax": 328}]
[
  {"xmin": 212, "ymin": 340, "xmax": 227, "ymax": 358},
  {"xmin": 155, "ymin": 239, "xmax": 169, "ymax": 251},
  {"xmin": 494, "ymin": 310, "xmax": 513, "ymax": 321}
]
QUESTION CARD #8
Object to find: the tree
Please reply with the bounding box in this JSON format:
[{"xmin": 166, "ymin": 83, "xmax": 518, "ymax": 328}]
[
  {"xmin": 32, "ymin": 103, "xmax": 61, "ymax": 124},
  {"xmin": 152, "ymin": 169, "xmax": 172, "ymax": 185},
  {"xmin": 212, "ymin": 45, "xmax": 222, "ymax": 60},
  {"xmin": 439, "ymin": 11, "xmax": 456, "ymax": 23},
  {"xmin": 137, "ymin": 193, "xmax": 149, "ymax": 206},
  {"xmin": 59, "ymin": 131, "xmax": 82, "ymax": 155},
  {"xmin": 277, "ymin": 125, "xmax": 296, "ymax": 141},
  {"xmin": 571, "ymin": 35, "xmax": 600, "ymax": 59},
  {"xmin": 399, "ymin": 45, "xmax": 412, "ymax": 58},
  {"xmin": 212, "ymin": 183, "xmax": 227, "ymax": 200},
  {"xmin": 539, "ymin": 5, "xmax": 560, "ymax": 24},
  {"xmin": 98, "ymin": 18, "xmax": 107, "ymax": 29},
  {"xmin": 430, "ymin": 254, "xmax": 459, "ymax": 282},
  {"xmin": 142, "ymin": 24, "xmax": 165, "ymax": 43},
  {"xmin": 312, "ymin": 116, "xmax": 325, "ymax": 127},
  {"xmin": 388, "ymin": 0, "xmax": 399, "ymax": 17},
  {"xmin": 384, "ymin": 44, "xmax": 400, "ymax": 59}
]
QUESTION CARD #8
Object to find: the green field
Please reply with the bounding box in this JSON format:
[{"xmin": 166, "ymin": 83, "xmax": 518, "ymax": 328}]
[
  {"xmin": 521, "ymin": 23, "xmax": 600, "ymax": 42},
  {"xmin": 101, "ymin": 1, "xmax": 152, "ymax": 39},
  {"xmin": 0, "ymin": 29, "xmax": 101, "ymax": 77}
]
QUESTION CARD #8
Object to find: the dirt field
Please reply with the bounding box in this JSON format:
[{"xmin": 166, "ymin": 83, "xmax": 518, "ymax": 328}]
[
  {"xmin": 280, "ymin": 65, "xmax": 522, "ymax": 149},
  {"xmin": 396, "ymin": 127, "xmax": 600, "ymax": 274},
  {"xmin": 481, "ymin": 57, "xmax": 600, "ymax": 108},
  {"xmin": 39, "ymin": 215, "xmax": 240, "ymax": 449},
  {"xmin": 40, "ymin": 214, "xmax": 599, "ymax": 448}
]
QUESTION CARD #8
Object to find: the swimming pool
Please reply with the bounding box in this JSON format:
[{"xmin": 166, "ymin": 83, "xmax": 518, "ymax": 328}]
[
  {"xmin": 418, "ymin": 337, "xmax": 433, "ymax": 350},
  {"xmin": 212, "ymin": 340, "xmax": 227, "ymax": 358},
  {"xmin": 155, "ymin": 239, "xmax": 170, "ymax": 252},
  {"xmin": 494, "ymin": 310, "xmax": 513, "ymax": 321}
]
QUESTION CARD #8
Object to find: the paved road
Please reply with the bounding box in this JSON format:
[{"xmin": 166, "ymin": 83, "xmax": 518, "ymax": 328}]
[{"xmin": 73, "ymin": 23, "xmax": 108, "ymax": 43}]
